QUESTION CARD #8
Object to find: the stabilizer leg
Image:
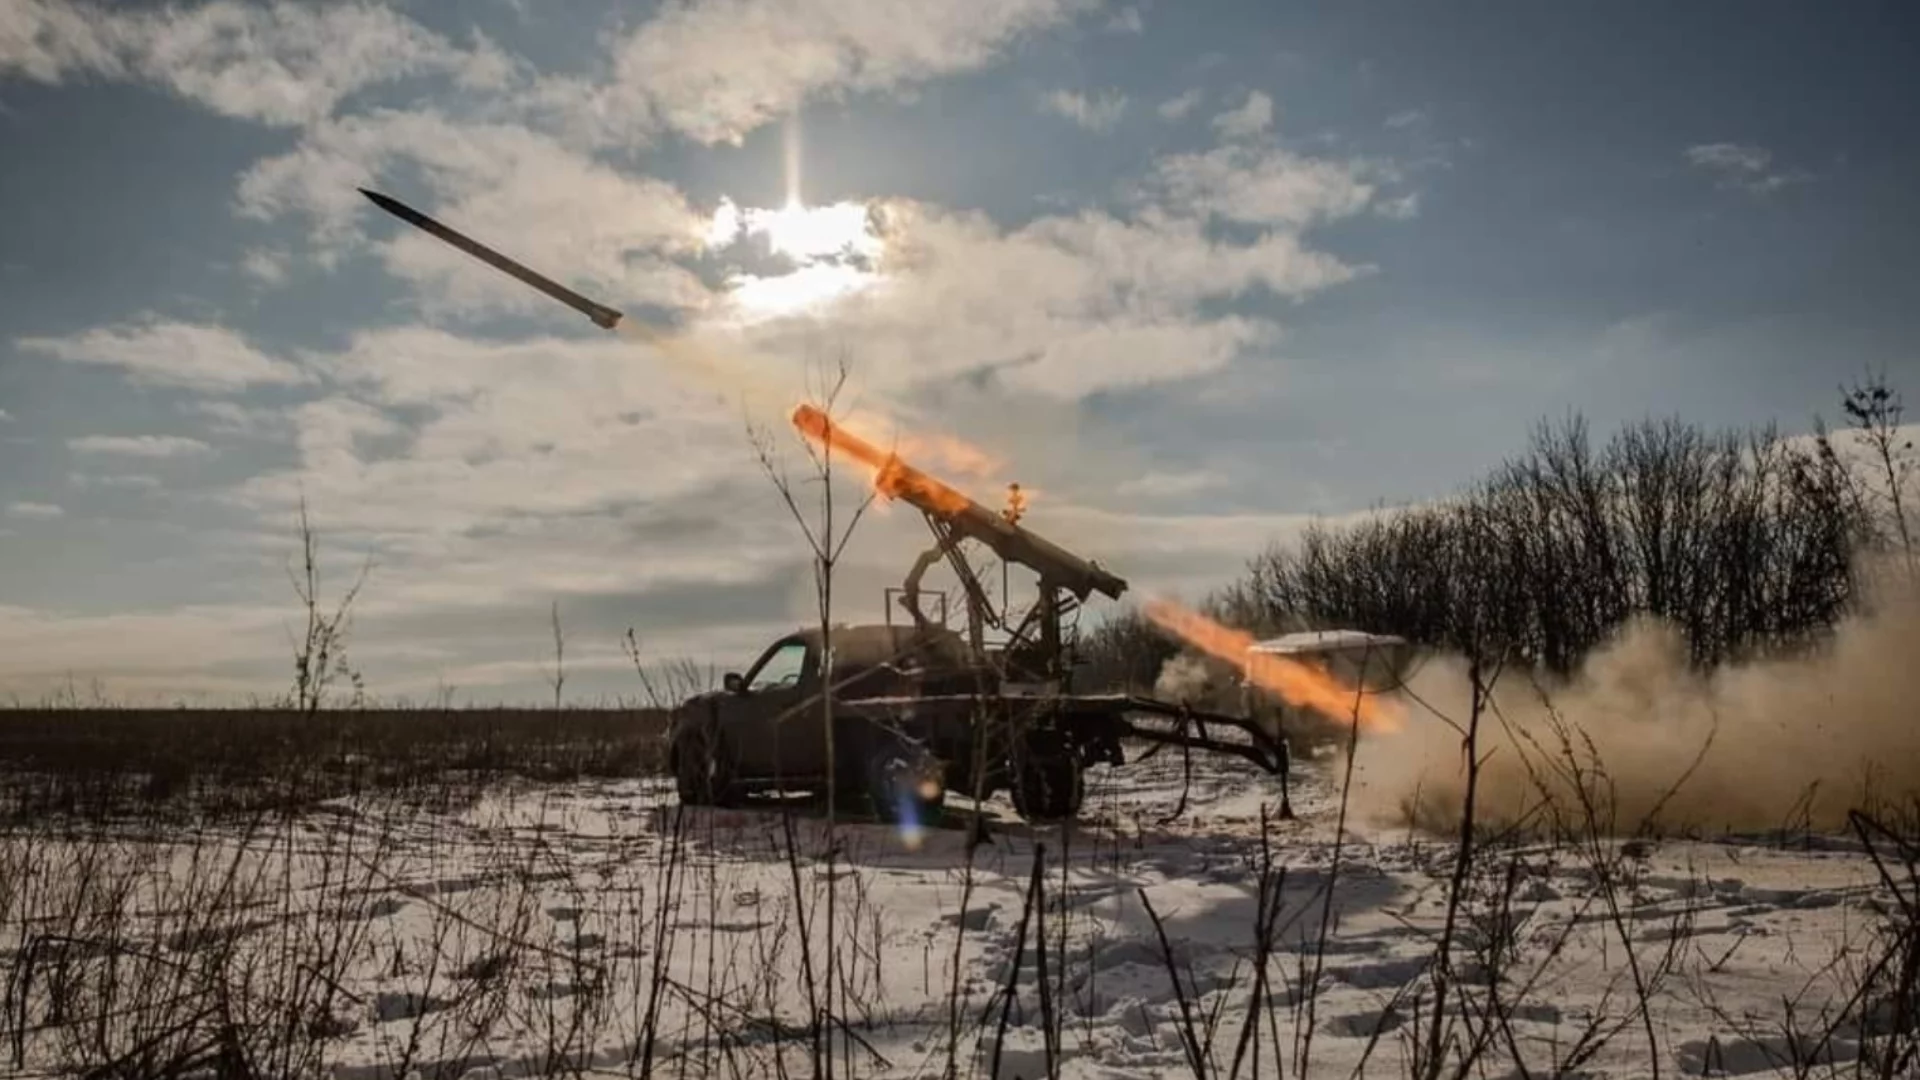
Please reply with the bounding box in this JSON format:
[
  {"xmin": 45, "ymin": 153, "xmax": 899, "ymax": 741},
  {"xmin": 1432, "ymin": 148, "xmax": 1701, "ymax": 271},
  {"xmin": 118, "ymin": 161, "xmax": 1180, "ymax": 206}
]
[{"xmin": 1278, "ymin": 747, "xmax": 1295, "ymax": 821}]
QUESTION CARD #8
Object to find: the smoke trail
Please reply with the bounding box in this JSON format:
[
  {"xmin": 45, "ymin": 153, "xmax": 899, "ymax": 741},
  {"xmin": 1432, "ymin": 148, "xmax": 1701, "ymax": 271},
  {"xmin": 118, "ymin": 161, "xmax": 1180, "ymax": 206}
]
[
  {"xmin": 615, "ymin": 319, "xmax": 792, "ymax": 420},
  {"xmin": 1352, "ymin": 572, "xmax": 1920, "ymax": 836}
]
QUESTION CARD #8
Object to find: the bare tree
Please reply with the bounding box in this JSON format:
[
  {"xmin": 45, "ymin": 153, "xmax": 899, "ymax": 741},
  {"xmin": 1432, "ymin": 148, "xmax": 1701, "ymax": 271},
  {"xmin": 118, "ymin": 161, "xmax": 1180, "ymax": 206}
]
[
  {"xmin": 1841, "ymin": 370, "xmax": 1917, "ymax": 578},
  {"xmin": 286, "ymin": 494, "xmax": 372, "ymax": 716},
  {"xmin": 1234, "ymin": 402, "xmax": 1873, "ymax": 681},
  {"xmin": 746, "ymin": 353, "xmax": 880, "ymax": 1080},
  {"xmin": 746, "ymin": 355, "xmax": 881, "ymax": 824},
  {"xmin": 545, "ymin": 600, "xmax": 566, "ymax": 710}
]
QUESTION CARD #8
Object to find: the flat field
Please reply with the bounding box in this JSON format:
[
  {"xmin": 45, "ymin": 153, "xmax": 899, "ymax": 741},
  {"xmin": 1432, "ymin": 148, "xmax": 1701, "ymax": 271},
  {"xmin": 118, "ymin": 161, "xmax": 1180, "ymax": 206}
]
[{"xmin": 2, "ymin": 718, "xmax": 1913, "ymax": 1079}]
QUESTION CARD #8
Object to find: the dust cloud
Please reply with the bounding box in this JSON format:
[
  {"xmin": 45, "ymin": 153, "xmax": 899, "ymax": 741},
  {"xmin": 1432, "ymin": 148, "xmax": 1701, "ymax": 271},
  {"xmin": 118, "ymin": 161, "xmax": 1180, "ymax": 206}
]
[
  {"xmin": 1154, "ymin": 653, "xmax": 1216, "ymax": 703},
  {"xmin": 1349, "ymin": 576, "xmax": 1920, "ymax": 836}
]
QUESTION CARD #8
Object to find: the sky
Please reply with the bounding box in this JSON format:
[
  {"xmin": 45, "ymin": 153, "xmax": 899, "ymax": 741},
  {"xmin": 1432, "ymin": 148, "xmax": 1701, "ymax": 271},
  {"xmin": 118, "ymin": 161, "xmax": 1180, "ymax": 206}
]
[{"xmin": 2, "ymin": 0, "xmax": 1917, "ymax": 706}]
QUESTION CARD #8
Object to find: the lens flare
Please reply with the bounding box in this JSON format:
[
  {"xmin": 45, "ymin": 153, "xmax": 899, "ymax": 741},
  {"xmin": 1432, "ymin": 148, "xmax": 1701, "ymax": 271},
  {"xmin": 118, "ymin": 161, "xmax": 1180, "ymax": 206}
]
[
  {"xmin": 894, "ymin": 789, "xmax": 926, "ymax": 851},
  {"xmin": 1144, "ymin": 598, "xmax": 1405, "ymax": 734}
]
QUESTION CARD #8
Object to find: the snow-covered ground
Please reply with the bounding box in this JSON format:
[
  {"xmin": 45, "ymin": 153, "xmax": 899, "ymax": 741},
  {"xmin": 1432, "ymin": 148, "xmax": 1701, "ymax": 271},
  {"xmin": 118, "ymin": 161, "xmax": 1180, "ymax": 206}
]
[{"xmin": 2, "ymin": 745, "xmax": 1913, "ymax": 1078}]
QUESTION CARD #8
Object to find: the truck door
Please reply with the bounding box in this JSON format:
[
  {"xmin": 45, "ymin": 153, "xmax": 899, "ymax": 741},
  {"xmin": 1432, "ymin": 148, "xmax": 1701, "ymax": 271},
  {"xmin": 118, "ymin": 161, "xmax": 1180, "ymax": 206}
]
[{"xmin": 716, "ymin": 636, "xmax": 823, "ymax": 781}]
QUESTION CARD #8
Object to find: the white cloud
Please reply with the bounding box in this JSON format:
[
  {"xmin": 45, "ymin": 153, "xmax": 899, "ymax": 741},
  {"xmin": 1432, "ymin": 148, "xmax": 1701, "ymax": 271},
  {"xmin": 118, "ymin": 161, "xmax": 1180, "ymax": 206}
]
[
  {"xmin": 67, "ymin": 473, "xmax": 162, "ymax": 491},
  {"xmin": 1105, "ymin": 7, "xmax": 1144, "ymax": 33},
  {"xmin": 1157, "ymin": 88, "xmax": 1203, "ymax": 121},
  {"xmin": 597, "ymin": 0, "xmax": 1099, "ymax": 145},
  {"xmin": 730, "ymin": 196, "xmax": 1366, "ymax": 400},
  {"xmin": 0, "ymin": 408, "xmax": 12, "ymax": 422},
  {"xmin": 1039, "ymin": 88, "xmax": 1127, "ymax": 132},
  {"xmin": 1684, "ymin": 141, "xmax": 1807, "ymax": 195},
  {"xmin": 1686, "ymin": 142, "xmax": 1769, "ymax": 175},
  {"xmin": 241, "ymin": 248, "xmax": 291, "ymax": 285},
  {"xmin": 0, "ymin": 0, "xmax": 505, "ymax": 126},
  {"xmin": 224, "ymin": 326, "xmax": 785, "ymax": 542},
  {"xmin": 5, "ymin": 501, "xmax": 63, "ymax": 520},
  {"xmin": 68, "ymin": 435, "xmax": 213, "ymax": 458},
  {"xmin": 1115, "ymin": 470, "xmax": 1228, "ymax": 499},
  {"xmin": 1211, "ymin": 90, "xmax": 1274, "ymax": 140},
  {"xmin": 186, "ymin": 401, "xmax": 290, "ymax": 440},
  {"xmin": 1376, "ymin": 191, "xmax": 1420, "ymax": 219},
  {"xmin": 0, "ymin": 0, "xmax": 124, "ymax": 83},
  {"xmin": 19, "ymin": 317, "xmax": 308, "ymax": 392},
  {"xmin": 1150, "ymin": 143, "xmax": 1383, "ymax": 227}
]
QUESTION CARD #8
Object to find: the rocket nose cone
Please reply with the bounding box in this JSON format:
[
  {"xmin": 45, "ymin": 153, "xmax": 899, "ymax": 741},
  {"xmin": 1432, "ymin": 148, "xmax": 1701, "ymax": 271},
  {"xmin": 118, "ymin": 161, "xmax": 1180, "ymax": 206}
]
[{"xmin": 358, "ymin": 188, "xmax": 403, "ymax": 213}]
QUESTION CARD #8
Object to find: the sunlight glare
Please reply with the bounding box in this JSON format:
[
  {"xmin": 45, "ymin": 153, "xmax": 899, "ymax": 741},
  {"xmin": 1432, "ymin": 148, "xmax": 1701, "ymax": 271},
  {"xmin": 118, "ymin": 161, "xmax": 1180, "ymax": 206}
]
[
  {"xmin": 705, "ymin": 195, "xmax": 885, "ymax": 319},
  {"xmin": 727, "ymin": 262, "xmax": 877, "ymax": 318},
  {"xmin": 749, "ymin": 200, "xmax": 883, "ymax": 263}
]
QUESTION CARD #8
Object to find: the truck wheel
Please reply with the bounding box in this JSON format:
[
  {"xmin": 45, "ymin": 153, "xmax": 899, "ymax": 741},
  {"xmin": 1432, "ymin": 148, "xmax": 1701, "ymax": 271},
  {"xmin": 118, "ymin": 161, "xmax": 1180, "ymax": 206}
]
[
  {"xmin": 674, "ymin": 723, "xmax": 736, "ymax": 807},
  {"xmin": 864, "ymin": 737, "xmax": 946, "ymax": 828},
  {"xmin": 1010, "ymin": 732, "xmax": 1084, "ymax": 823}
]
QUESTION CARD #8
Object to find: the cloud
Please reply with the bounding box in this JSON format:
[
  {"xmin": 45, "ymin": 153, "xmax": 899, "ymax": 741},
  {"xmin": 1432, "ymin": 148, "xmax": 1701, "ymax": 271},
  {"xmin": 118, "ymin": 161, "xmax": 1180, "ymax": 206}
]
[
  {"xmin": 19, "ymin": 316, "xmax": 308, "ymax": 392},
  {"xmin": 730, "ymin": 195, "xmax": 1367, "ymax": 400},
  {"xmin": 1039, "ymin": 88, "xmax": 1127, "ymax": 132},
  {"xmin": 0, "ymin": 408, "xmax": 11, "ymax": 422},
  {"xmin": 226, "ymin": 326, "xmax": 787, "ymax": 539},
  {"xmin": 1376, "ymin": 192, "xmax": 1420, "ymax": 219},
  {"xmin": 4, "ymin": 501, "xmax": 63, "ymax": 520},
  {"xmin": 1684, "ymin": 141, "xmax": 1807, "ymax": 195},
  {"xmin": 67, "ymin": 434, "xmax": 213, "ymax": 458},
  {"xmin": 241, "ymin": 248, "xmax": 291, "ymax": 286},
  {"xmin": 595, "ymin": 0, "xmax": 1100, "ymax": 145},
  {"xmin": 67, "ymin": 473, "xmax": 162, "ymax": 491},
  {"xmin": 185, "ymin": 401, "xmax": 290, "ymax": 440},
  {"xmin": 0, "ymin": 0, "xmax": 505, "ymax": 126},
  {"xmin": 1105, "ymin": 7, "xmax": 1144, "ymax": 33},
  {"xmin": 1149, "ymin": 143, "xmax": 1384, "ymax": 227},
  {"xmin": 1157, "ymin": 88, "xmax": 1203, "ymax": 121},
  {"xmin": 1211, "ymin": 90, "xmax": 1273, "ymax": 140},
  {"xmin": 1115, "ymin": 470, "xmax": 1228, "ymax": 499}
]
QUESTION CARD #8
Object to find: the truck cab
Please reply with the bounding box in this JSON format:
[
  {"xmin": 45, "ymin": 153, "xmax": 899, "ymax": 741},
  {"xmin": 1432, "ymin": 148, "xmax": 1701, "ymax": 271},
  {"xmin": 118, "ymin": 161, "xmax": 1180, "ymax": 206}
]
[{"xmin": 667, "ymin": 624, "xmax": 978, "ymax": 821}]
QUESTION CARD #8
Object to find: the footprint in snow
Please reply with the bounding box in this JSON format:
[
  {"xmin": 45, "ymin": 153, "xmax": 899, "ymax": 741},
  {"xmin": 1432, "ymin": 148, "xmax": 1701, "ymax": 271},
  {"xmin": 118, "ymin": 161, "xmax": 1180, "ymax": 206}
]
[
  {"xmin": 1332, "ymin": 956, "xmax": 1428, "ymax": 991},
  {"xmin": 1322, "ymin": 1007, "xmax": 1405, "ymax": 1039},
  {"xmin": 374, "ymin": 991, "xmax": 447, "ymax": 1022}
]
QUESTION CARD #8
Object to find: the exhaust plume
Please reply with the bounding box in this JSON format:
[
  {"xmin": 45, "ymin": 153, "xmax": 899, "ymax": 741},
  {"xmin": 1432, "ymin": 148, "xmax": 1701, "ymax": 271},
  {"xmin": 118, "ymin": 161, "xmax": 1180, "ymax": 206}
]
[
  {"xmin": 1143, "ymin": 598, "xmax": 1404, "ymax": 733},
  {"xmin": 1355, "ymin": 574, "xmax": 1920, "ymax": 835}
]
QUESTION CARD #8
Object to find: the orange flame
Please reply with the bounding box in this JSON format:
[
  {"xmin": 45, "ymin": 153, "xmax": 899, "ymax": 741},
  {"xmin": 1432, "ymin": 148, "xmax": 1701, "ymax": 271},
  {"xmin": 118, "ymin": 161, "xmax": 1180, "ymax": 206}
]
[
  {"xmin": 1143, "ymin": 598, "xmax": 1404, "ymax": 734},
  {"xmin": 791, "ymin": 404, "xmax": 974, "ymax": 517},
  {"xmin": 894, "ymin": 430, "xmax": 1002, "ymax": 479}
]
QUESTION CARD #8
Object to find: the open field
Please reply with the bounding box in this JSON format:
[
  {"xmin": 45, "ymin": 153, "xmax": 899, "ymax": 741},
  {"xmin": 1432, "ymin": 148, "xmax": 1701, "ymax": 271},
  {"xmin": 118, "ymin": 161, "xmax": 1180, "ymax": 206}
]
[
  {"xmin": 2, "ymin": 736, "xmax": 1915, "ymax": 1079},
  {"xmin": 0, "ymin": 708, "xmax": 670, "ymax": 820}
]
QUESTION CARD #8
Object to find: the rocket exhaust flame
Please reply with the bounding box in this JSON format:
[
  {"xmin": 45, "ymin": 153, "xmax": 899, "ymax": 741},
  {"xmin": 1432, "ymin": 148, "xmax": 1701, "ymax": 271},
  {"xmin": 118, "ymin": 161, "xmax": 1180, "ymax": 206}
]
[
  {"xmin": 791, "ymin": 404, "xmax": 973, "ymax": 516},
  {"xmin": 790, "ymin": 403, "xmax": 1127, "ymax": 603},
  {"xmin": 1144, "ymin": 598, "xmax": 1404, "ymax": 734}
]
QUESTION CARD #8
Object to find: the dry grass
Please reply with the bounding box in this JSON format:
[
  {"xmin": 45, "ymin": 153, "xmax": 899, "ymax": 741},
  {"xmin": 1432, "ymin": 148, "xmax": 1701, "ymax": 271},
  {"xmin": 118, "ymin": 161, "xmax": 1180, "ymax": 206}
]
[{"xmin": 0, "ymin": 707, "xmax": 669, "ymax": 822}]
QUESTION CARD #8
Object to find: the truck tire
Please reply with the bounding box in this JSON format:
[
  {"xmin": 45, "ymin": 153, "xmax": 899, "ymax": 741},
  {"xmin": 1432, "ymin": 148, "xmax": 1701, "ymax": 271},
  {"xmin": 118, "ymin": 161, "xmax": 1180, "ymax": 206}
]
[
  {"xmin": 1010, "ymin": 731, "xmax": 1084, "ymax": 823},
  {"xmin": 673, "ymin": 722, "xmax": 736, "ymax": 807},
  {"xmin": 863, "ymin": 735, "xmax": 946, "ymax": 828}
]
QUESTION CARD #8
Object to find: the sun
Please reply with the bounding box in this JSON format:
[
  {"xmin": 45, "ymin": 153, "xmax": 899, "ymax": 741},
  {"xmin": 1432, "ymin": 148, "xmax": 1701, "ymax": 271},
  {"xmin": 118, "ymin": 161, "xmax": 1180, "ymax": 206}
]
[
  {"xmin": 705, "ymin": 196, "xmax": 885, "ymax": 320},
  {"xmin": 750, "ymin": 198, "xmax": 883, "ymax": 263}
]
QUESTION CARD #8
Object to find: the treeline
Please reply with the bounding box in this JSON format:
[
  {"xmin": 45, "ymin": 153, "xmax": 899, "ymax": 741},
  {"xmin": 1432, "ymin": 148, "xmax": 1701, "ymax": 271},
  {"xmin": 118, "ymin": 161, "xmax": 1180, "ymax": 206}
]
[{"xmin": 1080, "ymin": 377, "xmax": 1913, "ymax": 686}]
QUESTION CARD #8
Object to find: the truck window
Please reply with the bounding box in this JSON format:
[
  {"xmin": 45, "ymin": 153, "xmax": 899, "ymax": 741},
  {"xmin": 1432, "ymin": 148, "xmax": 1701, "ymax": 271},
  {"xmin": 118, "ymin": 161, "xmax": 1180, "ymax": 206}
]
[{"xmin": 749, "ymin": 641, "xmax": 809, "ymax": 692}]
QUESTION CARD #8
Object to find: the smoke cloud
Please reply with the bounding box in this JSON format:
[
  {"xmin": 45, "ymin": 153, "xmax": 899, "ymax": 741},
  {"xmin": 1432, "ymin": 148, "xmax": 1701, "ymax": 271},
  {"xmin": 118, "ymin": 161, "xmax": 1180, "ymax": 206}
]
[
  {"xmin": 1154, "ymin": 652, "xmax": 1216, "ymax": 703},
  {"xmin": 1349, "ymin": 574, "xmax": 1920, "ymax": 836}
]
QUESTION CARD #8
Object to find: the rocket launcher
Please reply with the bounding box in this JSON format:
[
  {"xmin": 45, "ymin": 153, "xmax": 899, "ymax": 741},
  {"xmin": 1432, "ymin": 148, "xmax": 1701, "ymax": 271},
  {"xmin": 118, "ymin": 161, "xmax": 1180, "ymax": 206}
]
[{"xmin": 790, "ymin": 404, "xmax": 1127, "ymax": 603}]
